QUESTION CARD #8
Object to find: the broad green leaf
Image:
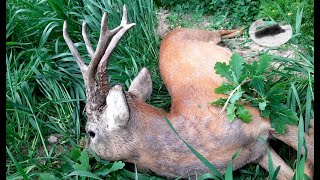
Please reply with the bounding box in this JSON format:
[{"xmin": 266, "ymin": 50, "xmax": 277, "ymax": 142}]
[
  {"xmin": 243, "ymin": 61, "xmax": 258, "ymax": 78},
  {"xmin": 95, "ymin": 161, "xmax": 125, "ymax": 176},
  {"xmin": 270, "ymin": 102, "xmax": 287, "ymax": 110},
  {"xmin": 214, "ymin": 62, "xmax": 233, "ymax": 82},
  {"xmin": 66, "ymin": 171, "xmax": 103, "ymax": 180},
  {"xmin": 210, "ymin": 98, "xmax": 227, "ymax": 106},
  {"xmin": 227, "ymin": 104, "xmax": 237, "ymax": 122},
  {"xmin": 259, "ymin": 102, "xmax": 267, "ymax": 111},
  {"xmin": 69, "ymin": 147, "xmax": 81, "ymax": 161},
  {"xmin": 214, "ymin": 83, "xmax": 235, "ymax": 94},
  {"xmin": 269, "ymin": 109, "xmax": 299, "ymax": 134},
  {"xmin": 79, "ymin": 149, "xmax": 90, "ymax": 171},
  {"xmin": 60, "ymin": 162, "xmax": 74, "ymax": 174},
  {"xmin": 72, "ymin": 163, "xmax": 87, "ymax": 171},
  {"xmin": 242, "ymin": 94, "xmax": 254, "ymax": 101},
  {"xmin": 261, "ymin": 108, "xmax": 270, "ymax": 117},
  {"xmin": 39, "ymin": 174, "xmax": 60, "ymax": 180},
  {"xmin": 236, "ymin": 105, "xmax": 252, "ymax": 123},
  {"xmin": 257, "ymin": 54, "xmax": 272, "ymax": 74},
  {"xmin": 251, "ymin": 76, "xmax": 265, "ymax": 96},
  {"xmin": 107, "ymin": 161, "xmax": 125, "ymax": 173},
  {"xmin": 230, "ymin": 91, "xmax": 244, "ymax": 104},
  {"xmin": 266, "ymin": 83, "xmax": 287, "ymax": 102},
  {"xmin": 229, "ymin": 53, "xmax": 244, "ymax": 82}
]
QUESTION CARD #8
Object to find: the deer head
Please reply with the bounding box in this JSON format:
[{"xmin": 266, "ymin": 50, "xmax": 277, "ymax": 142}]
[{"xmin": 63, "ymin": 5, "xmax": 152, "ymax": 160}]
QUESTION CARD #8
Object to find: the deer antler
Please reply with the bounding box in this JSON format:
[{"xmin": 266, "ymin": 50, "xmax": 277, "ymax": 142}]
[{"xmin": 63, "ymin": 5, "xmax": 135, "ymax": 114}]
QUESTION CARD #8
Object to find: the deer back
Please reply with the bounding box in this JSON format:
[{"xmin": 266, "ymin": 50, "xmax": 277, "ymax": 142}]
[{"xmin": 159, "ymin": 28, "xmax": 234, "ymax": 117}]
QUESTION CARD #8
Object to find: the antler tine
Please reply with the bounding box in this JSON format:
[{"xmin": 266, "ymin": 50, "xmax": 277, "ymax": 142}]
[
  {"xmin": 120, "ymin": 5, "xmax": 128, "ymax": 26},
  {"xmin": 82, "ymin": 22, "xmax": 95, "ymax": 59},
  {"xmin": 86, "ymin": 12, "xmax": 109, "ymax": 81},
  {"xmin": 63, "ymin": 21, "xmax": 88, "ymax": 73},
  {"xmin": 99, "ymin": 23, "xmax": 135, "ymax": 67},
  {"xmin": 86, "ymin": 10, "xmax": 127, "ymax": 82},
  {"xmin": 63, "ymin": 5, "xmax": 135, "ymax": 112},
  {"xmin": 99, "ymin": 5, "xmax": 135, "ymax": 67},
  {"xmin": 97, "ymin": 5, "xmax": 135, "ymax": 94}
]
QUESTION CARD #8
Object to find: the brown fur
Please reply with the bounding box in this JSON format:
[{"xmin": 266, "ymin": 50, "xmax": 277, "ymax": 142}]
[{"xmin": 85, "ymin": 28, "xmax": 314, "ymax": 179}]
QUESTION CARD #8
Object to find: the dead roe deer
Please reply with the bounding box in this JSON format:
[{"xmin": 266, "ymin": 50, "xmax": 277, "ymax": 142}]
[{"xmin": 63, "ymin": 5, "xmax": 314, "ymax": 180}]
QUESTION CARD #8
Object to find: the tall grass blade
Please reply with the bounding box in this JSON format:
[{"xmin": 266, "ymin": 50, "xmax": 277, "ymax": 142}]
[
  {"xmin": 163, "ymin": 115, "xmax": 223, "ymax": 179},
  {"xmin": 267, "ymin": 147, "xmax": 280, "ymax": 180},
  {"xmin": 225, "ymin": 148, "xmax": 242, "ymax": 180},
  {"xmin": 6, "ymin": 146, "xmax": 28, "ymax": 180},
  {"xmin": 295, "ymin": 116, "xmax": 307, "ymax": 180},
  {"xmin": 295, "ymin": 7, "xmax": 303, "ymax": 35},
  {"xmin": 304, "ymin": 82, "xmax": 312, "ymax": 132}
]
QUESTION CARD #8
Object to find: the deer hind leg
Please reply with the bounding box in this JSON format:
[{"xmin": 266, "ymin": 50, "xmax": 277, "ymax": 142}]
[
  {"xmin": 218, "ymin": 27, "xmax": 245, "ymax": 39},
  {"xmin": 271, "ymin": 123, "xmax": 314, "ymax": 178},
  {"xmin": 304, "ymin": 160, "xmax": 314, "ymax": 179},
  {"xmin": 304, "ymin": 119, "xmax": 314, "ymax": 179},
  {"xmin": 271, "ymin": 125, "xmax": 314, "ymax": 165},
  {"xmin": 257, "ymin": 147, "xmax": 294, "ymax": 180},
  {"xmin": 167, "ymin": 28, "xmax": 244, "ymax": 45}
]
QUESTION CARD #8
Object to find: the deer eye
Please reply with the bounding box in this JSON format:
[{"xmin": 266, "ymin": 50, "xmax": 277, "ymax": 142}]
[{"xmin": 88, "ymin": 130, "xmax": 96, "ymax": 138}]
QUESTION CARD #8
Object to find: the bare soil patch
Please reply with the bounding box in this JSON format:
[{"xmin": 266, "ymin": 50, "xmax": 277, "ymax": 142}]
[{"xmin": 156, "ymin": 10, "xmax": 295, "ymax": 62}]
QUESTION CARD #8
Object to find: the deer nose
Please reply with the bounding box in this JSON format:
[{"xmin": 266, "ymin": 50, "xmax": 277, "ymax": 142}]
[{"xmin": 88, "ymin": 130, "xmax": 96, "ymax": 138}]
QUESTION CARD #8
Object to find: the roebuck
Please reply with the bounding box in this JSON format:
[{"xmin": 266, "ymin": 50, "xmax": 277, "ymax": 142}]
[{"xmin": 63, "ymin": 5, "xmax": 314, "ymax": 180}]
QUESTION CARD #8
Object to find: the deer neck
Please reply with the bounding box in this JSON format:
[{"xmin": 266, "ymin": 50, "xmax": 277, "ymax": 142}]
[{"xmin": 127, "ymin": 99, "xmax": 201, "ymax": 176}]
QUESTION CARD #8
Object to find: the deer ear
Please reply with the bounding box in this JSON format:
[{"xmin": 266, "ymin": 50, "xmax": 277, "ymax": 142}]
[
  {"xmin": 128, "ymin": 68, "xmax": 152, "ymax": 101},
  {"xmin": 106, "ymin": 85, "xmax": 129, "ymax": 129}
]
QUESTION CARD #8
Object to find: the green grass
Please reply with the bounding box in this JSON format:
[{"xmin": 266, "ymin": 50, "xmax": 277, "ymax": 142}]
[
  {"xmin": 7, "ymin": 0, "xmax": 169, "ymax": 179},
  {"xmin": 6, "ymin": 0, "xmax": 313, "ymax": 179},
  {"xmin": 157, "ymin": 0, "xmax": 260, "ymax": 33},
  {"xmin": 258, "ymin": 0, "xmax": 313, "ymax": 50}
]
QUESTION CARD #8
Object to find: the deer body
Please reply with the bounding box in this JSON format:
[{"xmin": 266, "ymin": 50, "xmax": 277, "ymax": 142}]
[
  {"xmin": 63, "ymin": 6, "xmax": 313, "ymax": 180},
  {"xmin": 132, "ymin": 28, "xmax": 271, "ymax": 177}
]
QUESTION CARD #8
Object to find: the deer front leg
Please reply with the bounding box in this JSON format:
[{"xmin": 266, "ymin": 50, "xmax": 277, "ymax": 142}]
[{"xmin": 257, "ymin": 148, "xmax": 294, "ymax": 180}]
